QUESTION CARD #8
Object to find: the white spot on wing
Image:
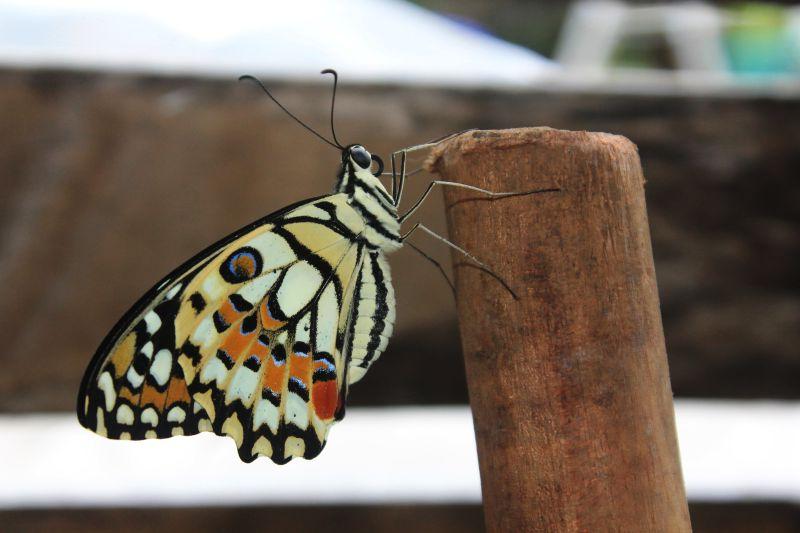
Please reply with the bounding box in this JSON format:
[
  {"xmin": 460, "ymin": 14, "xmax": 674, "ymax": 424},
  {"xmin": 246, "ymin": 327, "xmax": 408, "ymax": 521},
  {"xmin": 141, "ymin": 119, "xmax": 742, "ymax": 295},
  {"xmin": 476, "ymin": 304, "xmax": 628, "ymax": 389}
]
[
  {"xmin": 167, "ymin": 406, "xmax": 186, "ymax": 423},
  {"xmin": 202, "ymin": 274, "xmax": 225, "ymax": 299},
  {"xmin": 95, "ymin": 408, "xmax": 106, "ymax": 436},
  {"xmin": 143, "ymin": 311, "xmax": 162, "ymax": 335},
  {"xmin": 141, "ymin": 407, "xmax": 158, "ymax": 427},
  {"xmin": 150, "ymin": 349, "xmax": 173, "ymax": 387},
  {"xmin": 98, "ymin": 371, "xmax": 116, "ymax": 411},
  {"xmin": 126, "ymin": 366, "xmax": 144, "ymax": 389},
  {"xmin": 315, "ymin": 284, "xmax": 339, "ymax": 354},
  {"xmin": 295, "ymin": 313, "xmax": 311, "ymax": 344},
  {"xmin": 166, "ymin": 283, "xmax": 182, "ymax": 300},
  {"xmin": 200, "ymin": 357, "xmax": 228, "ymax": 384},
  {"xmin": 253, "ymin": 399, "xmax": 280, "ymax": 433},
  {"xmin": 237, "ymin": 271, "xmax": 279, "ymax": 305},
  {"xmin": 140, "ymin": 341, "xmax": 154, "ymax": 359},
  {"xmin": 191, "ymin": 315, "xmax": 216, "ymax": 348},
  {"xmin": 226, "ymin": 366, "xmax": 259, "ymax": 406},
  {"xmin": 246, "ymin": 232, "xmax": 296, "ymax": 272},
  {"xmin": 276, "ymin": 261, "xmax": 322, "ymax": 317},
  {"xmin": 285, "ymin": 392, "xmax": 309, "ymax": 429},
  {"xmin": 116, "ymin": 404, "xmax": 134, "ymax": 425}
]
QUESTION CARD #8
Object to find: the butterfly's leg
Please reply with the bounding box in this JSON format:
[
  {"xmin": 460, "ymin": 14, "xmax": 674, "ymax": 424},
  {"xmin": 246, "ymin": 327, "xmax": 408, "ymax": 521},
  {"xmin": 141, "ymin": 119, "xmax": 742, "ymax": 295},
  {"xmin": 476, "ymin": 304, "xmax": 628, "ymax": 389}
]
[
  {"xmin": 401, "ymin": 223, "xmax": 517, "ymax": 299},
  {"xmin": 406, "ymin": 241, "xmax": 456, "ymax": 297},
  {"xmin": 399, "ymin": 181, "xmax": 559, "ymax": 222},
  {"xmin": 394, "ymin": 129, "xmax": 479, "ymax": 157},
  {"xmin": 389, "ymin": 129, "xmax": 559, "ymax": 211},
  {"xmin": 390, "ymin": 152, "xmax": 397, "ymax": 200},
  {"xmin": 386, "ymin": 131, "xmax": 477, "ymax": 182},
  {"xmin": 382, "ymin": 167, "xmax": 422, "ymax": 179},
  {"xmin": 391, "ymin": 150, "xmax": 408, "ymax": 206},
  {"xmin": 402, "ymin": 223, "xmax": 489, "ymax": 271},
  {"xmin": 390, "ymin": 129, "xmax": 477, "ymax": 206}
]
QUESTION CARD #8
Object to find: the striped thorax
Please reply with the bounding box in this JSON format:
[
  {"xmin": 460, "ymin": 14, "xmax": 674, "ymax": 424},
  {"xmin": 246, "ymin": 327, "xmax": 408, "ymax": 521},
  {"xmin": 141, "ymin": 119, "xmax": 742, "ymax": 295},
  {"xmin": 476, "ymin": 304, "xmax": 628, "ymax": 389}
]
[{"xmin": 335, "ymin": 144, "xmax": 402, "ymax": 254}]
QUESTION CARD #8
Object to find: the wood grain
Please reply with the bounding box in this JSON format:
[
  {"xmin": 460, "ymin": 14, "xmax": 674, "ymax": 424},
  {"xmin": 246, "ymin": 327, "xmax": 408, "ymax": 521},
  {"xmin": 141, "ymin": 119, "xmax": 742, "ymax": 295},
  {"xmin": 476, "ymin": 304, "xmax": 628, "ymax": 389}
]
[{"xmin": 429, "ymin": 128, "xmax": 691, "ymax": 532}]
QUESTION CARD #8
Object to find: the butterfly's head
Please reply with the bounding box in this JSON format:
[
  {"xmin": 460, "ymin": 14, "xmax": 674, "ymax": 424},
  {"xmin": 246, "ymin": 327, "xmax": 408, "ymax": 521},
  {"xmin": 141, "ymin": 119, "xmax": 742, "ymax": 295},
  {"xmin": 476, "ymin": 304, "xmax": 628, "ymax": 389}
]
[{"xmin": 335, "ymin": 144, "xmax": 388, "ymax": 196}]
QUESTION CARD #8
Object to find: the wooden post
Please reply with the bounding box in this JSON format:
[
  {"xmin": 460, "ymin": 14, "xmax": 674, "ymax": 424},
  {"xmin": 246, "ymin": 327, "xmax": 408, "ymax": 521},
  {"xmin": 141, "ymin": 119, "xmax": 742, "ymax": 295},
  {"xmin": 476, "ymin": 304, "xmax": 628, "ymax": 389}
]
[{"xmin": 426, "ymin": 128, "xmax": 691, "ymax": 532}]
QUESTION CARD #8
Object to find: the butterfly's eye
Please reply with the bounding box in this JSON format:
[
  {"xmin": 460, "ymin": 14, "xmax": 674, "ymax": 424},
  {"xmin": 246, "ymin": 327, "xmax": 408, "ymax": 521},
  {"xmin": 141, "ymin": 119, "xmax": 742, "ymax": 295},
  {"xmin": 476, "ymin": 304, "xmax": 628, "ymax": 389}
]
[
  {"xmin": 220, "ymin": 246, "xmax": 263, "ymax": 283},
  {"xmin": 349, "ymin": 145, "xmax": 372, "ymax": 169}
]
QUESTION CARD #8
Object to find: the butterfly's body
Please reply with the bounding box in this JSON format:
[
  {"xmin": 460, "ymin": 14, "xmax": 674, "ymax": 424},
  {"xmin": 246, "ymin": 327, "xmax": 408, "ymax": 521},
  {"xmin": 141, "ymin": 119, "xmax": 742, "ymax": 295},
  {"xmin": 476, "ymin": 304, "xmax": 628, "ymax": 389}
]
[
  {"xmin": 78, "ymin": 145, "xmax": 401, "ymax": 464},
  {"xmin": 335, "ymin": 147, "xmax": 402, "ymax": 253}
]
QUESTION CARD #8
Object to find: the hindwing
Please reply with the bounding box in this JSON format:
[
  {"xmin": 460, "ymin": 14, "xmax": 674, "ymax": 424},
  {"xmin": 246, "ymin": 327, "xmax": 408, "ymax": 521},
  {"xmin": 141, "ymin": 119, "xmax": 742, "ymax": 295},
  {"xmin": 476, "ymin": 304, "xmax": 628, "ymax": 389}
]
[{"xmin": 77, "ymin": 193, "xmax": 370, "ymax": 464}]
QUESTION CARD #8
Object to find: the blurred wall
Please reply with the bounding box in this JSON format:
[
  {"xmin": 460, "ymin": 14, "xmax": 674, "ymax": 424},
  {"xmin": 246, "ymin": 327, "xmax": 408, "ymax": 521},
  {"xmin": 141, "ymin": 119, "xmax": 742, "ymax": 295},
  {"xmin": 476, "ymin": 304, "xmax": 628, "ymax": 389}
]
[{"xmin": 1, "ymin": 68, "xmax": 798, "ymax": 415}]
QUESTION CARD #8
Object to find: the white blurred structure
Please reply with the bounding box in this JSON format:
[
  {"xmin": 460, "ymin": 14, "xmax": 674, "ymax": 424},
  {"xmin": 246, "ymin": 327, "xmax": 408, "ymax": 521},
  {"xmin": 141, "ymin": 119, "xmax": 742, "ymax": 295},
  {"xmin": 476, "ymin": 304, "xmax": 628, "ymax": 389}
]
[
  {"xmin": 0, "ymin": 0, "xmax": 555, "ymax": 87},
  {"xmin": 1, "ymin": 401, "xmax": 799, "ymax": 508},
  {"xmin": 556, "ymin": 1, "xmax": 729, "ymax": 73}
]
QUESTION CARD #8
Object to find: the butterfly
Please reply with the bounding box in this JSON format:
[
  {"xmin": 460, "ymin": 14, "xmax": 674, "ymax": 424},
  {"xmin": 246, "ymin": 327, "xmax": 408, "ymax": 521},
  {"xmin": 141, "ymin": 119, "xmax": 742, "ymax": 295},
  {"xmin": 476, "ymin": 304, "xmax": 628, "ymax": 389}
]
[{"xmin": 76, "ymin": 70, "xmax": 456, "ymax": 464}]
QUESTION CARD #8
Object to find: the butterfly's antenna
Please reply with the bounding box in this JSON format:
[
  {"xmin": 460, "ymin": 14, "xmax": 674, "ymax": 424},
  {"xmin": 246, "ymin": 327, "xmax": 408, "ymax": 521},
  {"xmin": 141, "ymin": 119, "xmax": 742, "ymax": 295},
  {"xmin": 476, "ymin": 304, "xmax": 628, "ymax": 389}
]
[
  {"xmin": 238, "ymin": 74, "xmax": 340, "ymax": 150},
  {"xmin": 320, "ymin": 69, "xmax": 344, "ymax": 149}
]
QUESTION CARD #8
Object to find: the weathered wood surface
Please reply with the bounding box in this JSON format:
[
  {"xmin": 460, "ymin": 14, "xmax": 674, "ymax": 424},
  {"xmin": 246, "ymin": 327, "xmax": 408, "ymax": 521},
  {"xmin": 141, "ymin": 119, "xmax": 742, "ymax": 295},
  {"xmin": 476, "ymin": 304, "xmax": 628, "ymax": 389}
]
[
  {"xmin": 429, "ymin": 128, "xmax": 690, "ymax": 532},
  {"xmin": 0, "ymin": 69, "xmax": 798, "ymax": 412}
]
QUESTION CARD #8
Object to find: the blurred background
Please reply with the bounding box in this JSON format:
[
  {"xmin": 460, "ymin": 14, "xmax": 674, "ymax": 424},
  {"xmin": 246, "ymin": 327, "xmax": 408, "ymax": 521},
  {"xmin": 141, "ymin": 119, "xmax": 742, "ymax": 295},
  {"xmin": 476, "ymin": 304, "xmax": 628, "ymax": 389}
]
[{"xmin": 1, "ymin": 0, "xmax": 798, "ymax": 531}]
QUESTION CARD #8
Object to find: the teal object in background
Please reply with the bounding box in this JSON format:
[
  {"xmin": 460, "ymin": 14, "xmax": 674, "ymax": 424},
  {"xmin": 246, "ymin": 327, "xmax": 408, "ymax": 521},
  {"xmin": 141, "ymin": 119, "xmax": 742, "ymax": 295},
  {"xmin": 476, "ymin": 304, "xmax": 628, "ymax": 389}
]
[{"xmin": 724, "ymin": 3, "xmax": 797, "ymax": 76}]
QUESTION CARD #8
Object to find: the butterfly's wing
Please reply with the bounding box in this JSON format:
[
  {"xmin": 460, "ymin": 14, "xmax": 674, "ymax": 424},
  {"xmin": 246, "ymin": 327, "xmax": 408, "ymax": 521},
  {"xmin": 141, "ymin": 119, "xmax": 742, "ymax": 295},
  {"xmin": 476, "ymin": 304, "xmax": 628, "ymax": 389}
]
[{"xmin": 77, "ymin": 193, "xmax": 369, "ymax": 464}]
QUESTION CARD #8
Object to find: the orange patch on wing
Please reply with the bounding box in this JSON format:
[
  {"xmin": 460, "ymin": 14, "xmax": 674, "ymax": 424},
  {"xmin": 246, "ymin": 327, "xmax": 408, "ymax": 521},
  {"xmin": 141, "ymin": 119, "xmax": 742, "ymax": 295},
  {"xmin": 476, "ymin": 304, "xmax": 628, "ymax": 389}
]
[
  {"xmin": 250, "ymin": 338, "xmax": 270, "ymax": 360},
  {"xmin": 259, "ymin": 300, "xmax": 286, "ymax": 330},
  {"xmin": 109, "ymin": 334, "xmax": 137, "ymax": 379},
  {"xmin": 118, "ymin": 387, "xmax": 139, "ymax": 405},
  {"xmin": 140, "ymin": 384, "xmax": 167, "ymax": 409},
  {"xmin": 312, "ymin": 380, "xmax": 338, "ymax": 420},
  {"xmin": 165, "ymin": 376, "xmax": 191, "ymax": 405},
  {"xmin": 262, "ymin": 353, "xmax": 286, "ymax": 396},
  {"xmin": 219, "ymin": 327, "xmax": 256, "ymax": 362},
  {"xmin": 219, "ymin": 299, "xmax": 244, "ymax": 326},
  {"xmin": 289, "ymin": 350, "xmax": 312, "ymax": 383}
]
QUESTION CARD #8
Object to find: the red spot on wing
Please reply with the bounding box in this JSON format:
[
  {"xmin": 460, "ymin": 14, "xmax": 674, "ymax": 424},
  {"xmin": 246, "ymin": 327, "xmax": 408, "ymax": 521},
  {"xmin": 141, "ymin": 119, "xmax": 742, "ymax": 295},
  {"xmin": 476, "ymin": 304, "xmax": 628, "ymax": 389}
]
[{"xmin": 312, "ymin": 380, "xmax": 338, "ymax": 420}]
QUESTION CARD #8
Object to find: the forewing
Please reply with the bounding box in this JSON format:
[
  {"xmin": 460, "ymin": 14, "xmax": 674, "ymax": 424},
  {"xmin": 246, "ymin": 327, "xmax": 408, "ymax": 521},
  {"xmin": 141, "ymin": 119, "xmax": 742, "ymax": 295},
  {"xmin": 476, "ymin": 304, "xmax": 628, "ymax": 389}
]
[{"xmin": 78, "ymin": 194, "xmax": 367, "ymax": 464}]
